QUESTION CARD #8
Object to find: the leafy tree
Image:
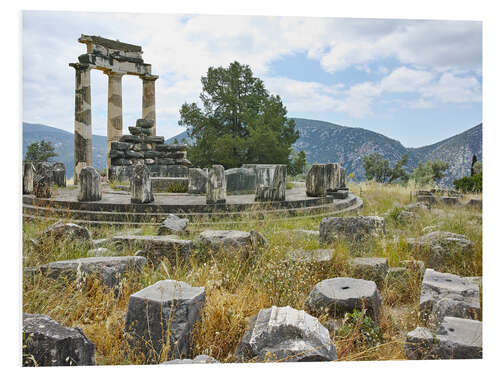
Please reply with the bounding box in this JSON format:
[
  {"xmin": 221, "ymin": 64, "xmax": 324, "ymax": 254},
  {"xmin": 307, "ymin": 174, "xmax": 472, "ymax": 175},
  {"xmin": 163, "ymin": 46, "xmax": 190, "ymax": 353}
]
[
  {"xmin": 288, "ymin": 150, "xmax": 307, "ymax": 176},
  {"xmin": 473, "ymin": 161, "xmax": 482, "ymax": 176},
  {"xmin": 411, "ymin": 160, "xmax": 450, "ymax": 185},
  {"xmin": 471, "ymin": 154, "xmax": 478, "ymax": 176},
  {"xmin": 362, "ymin": 153, "xmax": 408, "ymax": 183},
  {"xmin": 178, "ymin": 61, "xmax": 299, "ymax": 168},
  {"xmin": 453, "ymin": 173, "xmax": 482, "ymax": 193},
  {"xmin": 24, "ymin": 140, "xmax": 58, "ymax": 162}
]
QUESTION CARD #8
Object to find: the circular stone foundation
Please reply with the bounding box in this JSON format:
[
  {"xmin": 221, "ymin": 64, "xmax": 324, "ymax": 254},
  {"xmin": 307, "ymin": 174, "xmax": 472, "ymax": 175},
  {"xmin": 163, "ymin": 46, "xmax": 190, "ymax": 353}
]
[{"xmin": 23, "ymin": 185, "xmax": 363, "ymax": 226}]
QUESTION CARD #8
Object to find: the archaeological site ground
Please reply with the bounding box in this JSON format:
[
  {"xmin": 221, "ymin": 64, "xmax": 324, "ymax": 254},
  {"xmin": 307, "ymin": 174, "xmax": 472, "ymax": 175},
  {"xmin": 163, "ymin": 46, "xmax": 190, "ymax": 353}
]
[{"xmin": 21, "ymin": 32, "xmax": 482, "ymax": 366}]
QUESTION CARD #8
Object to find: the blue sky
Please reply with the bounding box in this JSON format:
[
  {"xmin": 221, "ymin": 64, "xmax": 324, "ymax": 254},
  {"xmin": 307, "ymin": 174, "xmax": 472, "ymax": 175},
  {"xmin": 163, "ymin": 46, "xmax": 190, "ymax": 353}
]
[{"xmin": 22, "ymin": 11, "xmax": 482, "ymax": 147}]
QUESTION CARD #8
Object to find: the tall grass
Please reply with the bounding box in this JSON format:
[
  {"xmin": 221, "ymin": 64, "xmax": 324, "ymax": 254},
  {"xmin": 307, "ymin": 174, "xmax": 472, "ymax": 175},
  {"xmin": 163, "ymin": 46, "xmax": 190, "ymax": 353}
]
[{"xmin": 22, "ymin": 181, "xmax": 482, "ymax": 364}]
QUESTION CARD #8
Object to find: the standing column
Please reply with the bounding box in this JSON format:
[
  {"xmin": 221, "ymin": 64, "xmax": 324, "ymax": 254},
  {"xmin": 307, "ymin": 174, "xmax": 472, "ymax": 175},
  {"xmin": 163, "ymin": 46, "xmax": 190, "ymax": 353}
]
[
  {"xmin": 105, "ymin": 71, "xmax": 125, "ymax": 174},
  {"xmin": 140, "ymin": 74, "xmax": 159, "ymax": 136},
  {"xmin": 69, "ymin": 63, "xmax": 92, "ymax": 185}
]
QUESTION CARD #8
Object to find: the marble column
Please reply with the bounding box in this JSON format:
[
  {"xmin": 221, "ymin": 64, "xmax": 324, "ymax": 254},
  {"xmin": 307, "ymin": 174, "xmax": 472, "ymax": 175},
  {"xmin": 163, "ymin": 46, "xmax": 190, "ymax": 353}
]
[
  {"xmin": 69, "ymin": 63, "xmax": 92, "ymax": 185},
  {"xmin": 140, "ymin": 74, "xmax": 159, "ymax": 136},
  {"xmin": 105, "ymin": 71, "xmax": 125, "ymax": 174}
]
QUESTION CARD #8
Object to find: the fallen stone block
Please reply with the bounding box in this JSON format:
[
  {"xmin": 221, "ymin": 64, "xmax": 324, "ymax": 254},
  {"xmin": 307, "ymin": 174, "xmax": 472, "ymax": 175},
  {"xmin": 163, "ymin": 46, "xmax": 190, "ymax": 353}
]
[
  {"xmin": 163, "ymin": 354, "xmax": 219, "ymax": 364},
  {"xmin": 124, "ymin": 280, "xmax": 205, "ymax": 363},
  {"xmin": 87, "ymin": 247, "xmax": 119, "ymax": 257},
  {"xmin": 234, "ymin": 305, "xmax": 337, "ymax": 362},
  {"xmin": 417, "ymin": 194, "xmax": 437, "ymax": 206},
  {"xmin": 23, "ymin": 313, "xmax": 95, "ymax": 366},
  {"xmin": 198, "ymin": 230, "xmax": 267, "ymax": 257},
  {"xmin": 306, "ymin": 277, "xmax": 382, "ymax": 323},
  {"xmin": 407, "ymin": 231, "xmax": 474, "ymax": 268},
  {"xmin": 465, "ymin": 198, "xmax": 482, "ymax": 209},
  {"xmin": 287, "ymin": 249, "xmax": 334, "ymax": 265},
  {"xmin": 319, "ymin": 216, "xmax": 385, "ymax": 243},
  {"xmin": 404, "ymin": 202, "xmax": 430, "ymax": 211},
  {"xmin": 440, "ymin": 196, "xmax": 459, "ymax": 206},
  {"xmin": 405, "ymin": 317, "xmax": 482, "ymax": 360},
  {"xmin": 111, "ymin": 235, "xmax": 193, "ymax": 265},
  {"xmin": 41, "ymin": 221, "xmax": 91, "ymax": 242},
  {"xmin": 188, "ymin": 168, "xmax": 208, "ymax": 194},
  {"xmin": 37, "ymin": 256, "xmax": 146, "ymax": 288},
  {"xmin": 349, "ymin": 257, "xmax": 388, "ymax": 283},
  {"xmin": 419, "ymin": 268, "xmax": 481, "ymax": 326},
  {"xmin": 158, "ymin": 214, "xmax": 189, "ymax": 235}
]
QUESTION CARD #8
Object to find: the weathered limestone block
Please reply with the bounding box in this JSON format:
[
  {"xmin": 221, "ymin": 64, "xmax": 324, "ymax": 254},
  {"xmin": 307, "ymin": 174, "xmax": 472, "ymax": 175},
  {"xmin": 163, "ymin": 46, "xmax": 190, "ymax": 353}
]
[
  {"xmin": 349, "ymin": 257, "xmax": 388, "ymax": 283},
  {"xmin": 52, "ymin": 162, "xmax": 66, "ymax": 187},
  {"xmin": 23, "ymin": 162, "xmax": 35, "ymax": 194},
  {"xmin": 130, "ymin": 164, "xmax": 154, "ymax": 204},
  {"xmin": 419, "ymin": 268, "xmax": 481, "ymax": 326},
  {"xmin": 319, "ymin": 216, "xmax": 386, "ymax": 243},
  {"xmin": 465, "ymin": 198, "xmax": 482, "ymax": 209},
  {"xmin": 41, "ymin": 221, "xmax": 91, "ymax": 242},
  {"xmin": 206, "ymin": 165, "xmax": 226, "ymax": 204},
  {"xmin": 157, "ymin": 158, "xmax": 175, "ymax": 165},
  {"xmin": 198, "ymin": 230, "xmax": 267, "ymax": 257},
  {"xmin": 78, "ymin": 167, "xmax": 102, "ymax": 201},
  {"xmin": 282, "ymin": 229, "xmax": 320, "ymax": 239},
  {"xmin": 407, "ymin": 231, "xmax": 474, "ymax": 268},
  {"xmin": 306, "ymin": 164, "xmax": 327, "ymax": 197},
  {"xmin": 111, "ymin": 141, "xmax": 132, "ymax": 151},
  {"xmin": 87, "ymin": 247, "xmax": 120, "ymax": 257},
  {"xmin": 234, "ymin": 305, "xmax": 337, "ymax": 362},
  {"xmin": 255, "ymin": 164, "xmax": 286, "ymax": 202},
  {"xmin": 287, "ymin": 249, "xmax": 334, "ymax": 265},
  {"xmin": 37, "ymin": 256, "xmax": 146, "ymax": 288},
  {"xmin": 226, "ymin": 168, "xmax": 256, "ymax": 193},
  {"xmin": 111, "ymin": 235, "xmax": 194, "ymax": 265},
  {"xmin": 405, "ymin": 317, "xmax": 482, "ymax": 360},
  {"xmin": 125, "ymin": 149, "xmax": 144, "ymax": 159},
  {"xmin": 120, "ymin": 135, "xmax": 141, "ymax": 143},
  {"xmin": 144, "ymin": 136, "xmax": 165, "ymax": 144},
  {"xmin": 153, "ymin": 165, "xmax": 189, "ymax": 178},
  {"xmin": 325, "ymin": 163, "xmax": 340, "ymax": 192},
  {"xmin": 163, "ymin": 355, "xmax": 219, "ymax": 364},
  {"xmin": 158, "ymin": 214, "xmax": 189, "ymax": 235},
  {"xmin": 440, "ymin": 196, "xmax": 459, "ymax": 206},
  {"xmin": 124, "ymin": 280, "xmax": 205, "ymax": 363},
  {"xmin": 417, "ymin": 193, "xmax": 437, "ymax": 206},
  {"xmin": 188, "ymin": 168, "xmax": 208, "ymax": 194},
  {"xmin": 306, "ymin": 277, "xmax": 382, "ymax": 323},
  {"xmin": 156, "ymin": 143, "xmax": 188, "ymax": 152},
  {"xmin": 23, "ymin": 313, "xmax": 95, "ymax": 366},
  {"xmin": 136, "ymin": 118, "xmax": 154, "ymax": 128},
  {"xmin": 339, "ymin": 167, "xmax": 346, "ymax": 188},
  {"xmin": 33, "ymin": 174, "xmax": 51, "ymax": 198}
]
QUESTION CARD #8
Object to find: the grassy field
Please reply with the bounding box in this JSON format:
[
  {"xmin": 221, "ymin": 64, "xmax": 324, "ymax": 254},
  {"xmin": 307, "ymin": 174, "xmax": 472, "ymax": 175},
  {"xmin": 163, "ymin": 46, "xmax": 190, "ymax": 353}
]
[{"xmin": 22, "ymin": 181, "xmax": 482, "ymax": 364}]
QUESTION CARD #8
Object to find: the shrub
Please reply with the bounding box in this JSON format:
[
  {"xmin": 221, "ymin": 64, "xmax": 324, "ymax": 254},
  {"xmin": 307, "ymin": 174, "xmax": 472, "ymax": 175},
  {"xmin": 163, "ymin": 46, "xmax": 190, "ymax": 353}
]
[{"xmin": 453, "ymin": 173, "xmax": 482, "ymax": 193}]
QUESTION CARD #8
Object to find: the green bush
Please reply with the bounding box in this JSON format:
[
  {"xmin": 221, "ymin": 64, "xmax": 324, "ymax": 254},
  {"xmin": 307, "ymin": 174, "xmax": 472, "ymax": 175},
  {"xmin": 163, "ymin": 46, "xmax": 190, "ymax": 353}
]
[{"xmin": 453, "ymin": 173, "xmax": 482, "ymax": 193}]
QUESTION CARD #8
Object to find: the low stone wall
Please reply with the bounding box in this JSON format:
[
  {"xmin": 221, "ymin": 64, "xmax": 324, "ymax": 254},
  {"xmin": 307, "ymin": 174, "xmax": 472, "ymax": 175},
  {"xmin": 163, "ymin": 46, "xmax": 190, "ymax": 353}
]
[{"xmin": 226, "ymin": 167, "xmax": 256, "ymax": 194}]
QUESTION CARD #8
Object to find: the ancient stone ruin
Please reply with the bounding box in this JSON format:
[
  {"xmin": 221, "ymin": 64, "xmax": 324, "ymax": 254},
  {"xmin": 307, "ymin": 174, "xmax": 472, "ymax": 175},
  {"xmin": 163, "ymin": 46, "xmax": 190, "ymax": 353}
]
[
  {"xmin": 108, "ymin": 119, "xmax": 192, "ymax": 182},
  {"xmin": 252, "ymin": 164, "xmax": 287, "ymax": 202},
  {"xmin": 130, "ymin": 164, "xmax": 154, "ymax": 204},
  {"xmin": 78, "ymin": 166, "xmax": 102, "ymax": 201},
  {"xmin": 306, "ymin": 162, "xmax": 346, "ymax": 197},
  {"xmin": 206, "ymin": 165, "xmax": 226, "ymax": 204},
  {"xmin": 70, "ymin": 34, "xmax": 158, "ymax": 183}
]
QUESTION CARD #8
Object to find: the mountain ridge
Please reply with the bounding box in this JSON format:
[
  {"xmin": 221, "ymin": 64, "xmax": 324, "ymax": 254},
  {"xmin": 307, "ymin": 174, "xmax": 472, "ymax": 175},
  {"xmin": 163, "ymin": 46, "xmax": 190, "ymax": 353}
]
[{"xmin": 22, "ymin": 119, "xmax": 482, "ymax": 186}]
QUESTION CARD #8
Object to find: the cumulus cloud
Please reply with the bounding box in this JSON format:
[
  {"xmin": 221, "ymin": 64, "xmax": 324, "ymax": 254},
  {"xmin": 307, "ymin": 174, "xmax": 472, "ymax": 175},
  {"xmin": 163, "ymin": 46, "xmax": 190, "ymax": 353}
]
[{"xmin": 22, "ymin": 11, "xmax": 482, "ymax": 137}]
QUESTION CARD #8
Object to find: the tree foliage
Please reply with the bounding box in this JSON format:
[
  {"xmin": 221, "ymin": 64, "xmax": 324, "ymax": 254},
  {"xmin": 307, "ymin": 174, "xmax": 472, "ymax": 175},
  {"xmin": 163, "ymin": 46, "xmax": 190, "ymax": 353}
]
[
  {"xmin": 179, "ymin": 61, "xmax": 299, "ymax": 169},
  {"xmin": 453, "ymin": 173, "xmax": 482, "ymax": 193},
  {"xmin": 24, "ymin": 140, "xmax": 58, "ymax": 162},
  {"xmin": 411, "ymin": 160, "xmax": 450, "ymax": 185},
  {"xmin": 362, "ymin": 153, "xmax": 409, "ymax": 183}
]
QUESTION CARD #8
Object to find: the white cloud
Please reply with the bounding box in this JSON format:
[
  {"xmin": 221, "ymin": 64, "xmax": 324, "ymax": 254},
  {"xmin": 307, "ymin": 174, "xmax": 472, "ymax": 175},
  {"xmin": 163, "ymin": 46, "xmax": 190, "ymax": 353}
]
[{"xmin": 22, "ymin": 12, "xmax": 482, "ymax": 137}]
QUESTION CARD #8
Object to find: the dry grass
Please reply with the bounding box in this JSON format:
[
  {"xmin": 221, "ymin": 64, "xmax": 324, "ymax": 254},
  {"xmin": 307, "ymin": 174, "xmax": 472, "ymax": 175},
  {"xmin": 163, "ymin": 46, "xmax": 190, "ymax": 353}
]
[{"xmin": 22, "ymin": 181, "xmax": 482, "ymax": 364}]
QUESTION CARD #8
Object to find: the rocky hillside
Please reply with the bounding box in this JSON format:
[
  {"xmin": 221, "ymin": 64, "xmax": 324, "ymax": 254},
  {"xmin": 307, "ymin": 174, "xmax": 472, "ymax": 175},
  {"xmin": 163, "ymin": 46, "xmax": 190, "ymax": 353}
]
[
  {"xmin": 23, "ymin": 119, "xmax": 482, "ymax": 185},
  {"xmin": 23, "ymin": 123, "xmax": 107, "ymax": 178}
]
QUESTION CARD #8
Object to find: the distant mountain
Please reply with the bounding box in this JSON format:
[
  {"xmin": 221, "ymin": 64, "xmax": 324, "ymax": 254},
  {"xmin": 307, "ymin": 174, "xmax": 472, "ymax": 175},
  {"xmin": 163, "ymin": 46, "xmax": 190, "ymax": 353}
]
[
  {"xmin": 22, "ymin": 123, "xmax": 107, "ymax": 178},
  {"xmin": 23, "ymin": 119, "xmax": 482, "ymax": 186}
]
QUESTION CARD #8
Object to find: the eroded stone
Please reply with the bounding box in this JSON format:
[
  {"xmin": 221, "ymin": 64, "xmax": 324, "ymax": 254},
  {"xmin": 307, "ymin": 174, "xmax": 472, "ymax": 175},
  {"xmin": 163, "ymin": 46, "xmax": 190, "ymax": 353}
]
[{"xmin": 319, "ymin": 216, "xmax": 385, "ymax": 243}]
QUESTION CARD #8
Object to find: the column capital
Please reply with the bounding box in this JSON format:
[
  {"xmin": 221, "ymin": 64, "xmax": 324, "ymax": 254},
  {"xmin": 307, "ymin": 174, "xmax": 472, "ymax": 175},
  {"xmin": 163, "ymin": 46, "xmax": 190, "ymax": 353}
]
[
  {"xmin": 140, "ymin": 74, "xmax": 159, "ymax": 82},
  {"xmin": 69, "ymin": 62, "xmax": 91, "ymax": 71},
  {"xmin": 104, "ymin": 70, "xmax": 126, "ymax": 78}
]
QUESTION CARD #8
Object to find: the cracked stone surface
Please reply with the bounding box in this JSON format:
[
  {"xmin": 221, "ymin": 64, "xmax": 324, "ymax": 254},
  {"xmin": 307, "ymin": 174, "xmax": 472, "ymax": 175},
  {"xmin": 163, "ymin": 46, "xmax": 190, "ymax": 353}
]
[
  {"xmin": 419, "ymin": 268, "xmax": 481, "ymax": 326},
  {"xmin": 124, "ymin": 280, "xmax": 205, "ymax": 363},
  {"xmin": 405, "ymin": 317, "xmax": 482, "ymax": 360},
  {"xmin": 41, "ymin": 221, "xmax": 91, "ymax": 242},
  {"xmin": 23, "ymin": 313, "xmax": 95, "ymax": 366},
  {"xmin": 349, "ymin": 257, "xmax": 388, "ymax": 283},
  {"xmin": 407, "ymin": 231, "xmax": 474, "ymax": 268},
  {"xmin": 320, "ymin": 216, "xmax": 385, "ymax": 243},
  {"xmin": 198, "ymin": 230, "xmax": 267, "ymax": 257},
  {"xmin": 234, "ymin": 305, "xmax": 337, "ymax": 362},
  {"xmin": 306, "ymin": 277, "xmax": 382, "ymax": 323},
  {"xmin": 36, "ymin": 256, "xmax": 146, "ymax": 288},
  {"xmin": 158, "ymin": 214, "xmax": 189, "ymax": 235},
  {"xmin": 287, "ymin": 249, "xmax": 334, "ymax": 265}
]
